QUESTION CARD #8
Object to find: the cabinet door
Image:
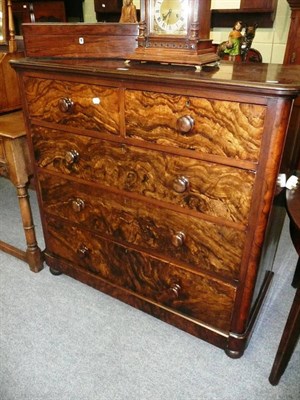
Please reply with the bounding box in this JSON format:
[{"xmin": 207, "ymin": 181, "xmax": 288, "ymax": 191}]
[
  {"xmin": 94, "ymin": 0, "xmax": 122, "ymax": 13},
  {"xmin": 32, "ymin": 1, "xmax": 66, "ymax": 22},
  {"xmin": 94, "ymin": 0, "xmax": 123, "ymax": 22},
  {"xmin": 284, "ymin": 10, "xmax": 300, "ymax": 65},
  {"xmin": 240, "ymin": 0, "xmax": 275, "ymax": 10}
]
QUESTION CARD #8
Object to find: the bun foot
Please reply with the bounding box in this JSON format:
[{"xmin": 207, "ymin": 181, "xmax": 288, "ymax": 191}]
[
  {"xmin": 49, "ymin": 267, "xmax": 62, "ymax": 276},
  {"xmin": 224, "ymin": 348, "xmax": 245, "ymax": 359}
]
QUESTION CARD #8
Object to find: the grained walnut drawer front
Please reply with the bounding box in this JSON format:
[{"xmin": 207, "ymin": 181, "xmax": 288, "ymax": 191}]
[
  {"xmin": 23, "ymin": 77, "xmax": 120, "ymax": 135},
  {"xmin": 45, "ymin": 216, "xmax": 236, "ymax": 332},
  {"xmin": 39, "ymin": 173, "xmax": 245, "ymax": 280},
  {"xmin": 125, "ymin": 90, "xmax": 266, "ymax": 162},
  {"xmin": 32, "ymin": 125, "xmax": 255, "ymax": 224}
]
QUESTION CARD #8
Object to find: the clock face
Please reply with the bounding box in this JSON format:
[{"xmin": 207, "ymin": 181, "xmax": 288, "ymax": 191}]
[{"xmin": 150, "ymin": 0, "xmax": 188, "ymax": 35}]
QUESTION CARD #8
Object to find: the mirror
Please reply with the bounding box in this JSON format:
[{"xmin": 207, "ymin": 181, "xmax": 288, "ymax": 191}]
[{"xmin": 0, "ymin": 0, "xmax": 7, "ymax": 45}]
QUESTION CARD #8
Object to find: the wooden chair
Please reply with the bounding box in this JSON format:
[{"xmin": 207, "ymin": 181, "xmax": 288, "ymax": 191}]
[{"xmin": 269, "ymin": 182, "xmax": 300, "ymax": 385}]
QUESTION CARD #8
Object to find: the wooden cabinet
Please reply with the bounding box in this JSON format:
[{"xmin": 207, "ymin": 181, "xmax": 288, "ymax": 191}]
[
  {"xmin": 94, "ymin": 0, "xmax": 140, "ymax": 22},
  {"xmin": 64, "ymin": 0, "xmax": 84, "ymax": 21},
  {"xmin": 0, "ymin": 50, "xmax": 23, "ymax": 112},
  {"xmin": 211, "ymin": 0, "xmax": 278, "ymax": 28},
  {"xmin": 12, "ymin": 58, "xmax": 300, "ymax": 357},
  {"xmin": 284, "ymin": 0, "xmax": 300, "ymax": 65},
  {"xmin": 240, "ymin": 0, "xmax": 276, "ymax": 10},
  {"xmin": 94, "ymin": 0, "xmax": 123, "ymax": 22},
  {"xmin": 12, "ymin": 0, "xmax": 66, "ymax": 34},
  {"xmin": 283, "ymin": 1, "xmax": 300, "ymax": 171},
  {"xmin": 94, "ymin": 0, "xmax": 122, "ymax": 13},
  {"xmin": 284, "ymin": 10, "xmax": 300, "ymax": 65}
]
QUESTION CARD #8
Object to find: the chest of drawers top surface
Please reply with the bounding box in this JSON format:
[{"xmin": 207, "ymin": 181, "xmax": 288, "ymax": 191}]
[{"xmin": 11, "ymin": 58, "xmax": 300, "ymax": 96}]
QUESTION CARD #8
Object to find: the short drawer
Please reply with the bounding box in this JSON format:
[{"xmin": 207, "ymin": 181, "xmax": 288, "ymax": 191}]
[
  {"xmin": 45, "ymin": 216, "xmax": 236, "ymax": 332},
  {"xmin": 33, "ymin": 125, "xmax": 255, "ymax": 224},
  {"xmin": 125, "ymin": 90, "xmax": 265, "ymax": 162},
  {"xmin": 23, "ymin": 76, "xmax": 120, "ymax": 135},
  {"xmin": 39, "ymin": 173, "xmax": 245, "ymax": 280}
]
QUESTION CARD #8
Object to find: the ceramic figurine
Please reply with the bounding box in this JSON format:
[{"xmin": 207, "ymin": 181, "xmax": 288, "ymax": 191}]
[{"xmin": 223, "ymin": 20, "xmax": 243, "ymax": 61}]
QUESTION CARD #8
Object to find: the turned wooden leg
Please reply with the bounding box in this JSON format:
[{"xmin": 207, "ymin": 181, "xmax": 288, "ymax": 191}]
[
  {"xmin": 269, "ymin": 286, "xmax": 300, "ymax": 385},
  {"xmin": 0, "ymin": 113, "xmax": 43, "ymax": 272},
  {"xmin": 292, "ymin": 258, "xmax": 300, "ymax": 288},
  {"xmin": 16, "ymin": 184, "xmax": 43, "ymax": 272}
]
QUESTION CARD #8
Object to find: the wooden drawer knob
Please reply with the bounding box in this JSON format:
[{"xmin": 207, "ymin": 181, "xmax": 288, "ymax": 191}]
[
  {"xmin": 176, "ymin": 115, "xmax": 194, "ymax": 134},
  {"xmin": 77, "ymin": 245, "xmax": 90, "ymax": 259},
  {"xmin": 171, "ymin": 232, "xmax": 185, "ymax": 247},
  {"xmin": 158, "ymin": 281, "xmax": 182, "ymax": 303},
  {"xmin": 173, "ymin": 176, "xmax": 189, "ymax": 193},
  {"xmin": 64, "ymin": 149, "xmax": 79, "ymax": 166},
  {"xmin": 58, "ymin": 97, "xmax": 74, "ymax": 113},
  {"xmin": 168, "ymin": 283, "xmax": 181, "ymax": 299},
  {"xmin": 71, "ymin": 198, "xmax": 85, "ymax": 213},
  {"xmin": 159, "ymin": 282, "xmax": 182, "ymax": 303}
]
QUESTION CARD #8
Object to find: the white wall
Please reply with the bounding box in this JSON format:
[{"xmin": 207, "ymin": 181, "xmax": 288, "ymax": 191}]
[
  {"xmin": 210, "ymin": 0, "xmax": 291, "ymax": 63},
  {"xmin": 83, "ymin": 0, "xmax": 291, "ymax": 63}
]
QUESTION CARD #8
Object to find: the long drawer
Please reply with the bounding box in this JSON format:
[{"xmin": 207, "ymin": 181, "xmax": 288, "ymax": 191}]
[
  {"xmin": 32, "ymin": 125, "xmax": 255, "ymax": 224},
  {"xmin": 45, "ymin": 215, "xmax": 236, "ymax": 332},
  {"xmin": 125, "ymin": 90, "xmax": 266, "ymax": 162},
  {"xmin": 39, "ymin": 173, "xmax": 245, "ymax": 280}
]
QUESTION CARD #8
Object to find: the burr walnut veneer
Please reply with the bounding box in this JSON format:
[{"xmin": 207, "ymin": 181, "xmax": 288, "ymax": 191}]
[{"xmin": 12, "ymin": 58, "xmax": 300, "ymax": 357}]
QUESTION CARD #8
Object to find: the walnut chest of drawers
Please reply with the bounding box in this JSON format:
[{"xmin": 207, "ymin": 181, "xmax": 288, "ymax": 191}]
[{"xmin": 12, "ymin": 59, "xmax": 300, "ymax": 357}]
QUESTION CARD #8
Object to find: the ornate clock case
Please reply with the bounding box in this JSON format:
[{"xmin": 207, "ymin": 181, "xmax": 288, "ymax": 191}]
[{"xmin": 129, "ymin": 0, "xmax": 219, "ymax": 66}]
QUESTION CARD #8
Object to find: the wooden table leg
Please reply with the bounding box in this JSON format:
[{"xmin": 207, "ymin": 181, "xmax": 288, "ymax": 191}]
[
  {"xmin": 0, "ymin": 112, "xmax": 43, "ymax": 272},
  {"xmin": 16, "ymin": 183, "xmax": 43, "ymax": 272}
]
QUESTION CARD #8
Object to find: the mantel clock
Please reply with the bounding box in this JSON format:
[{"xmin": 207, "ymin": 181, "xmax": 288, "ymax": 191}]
[{"xmin": 129, "ymin": 0, "xmax": 219, "ymax": 66}]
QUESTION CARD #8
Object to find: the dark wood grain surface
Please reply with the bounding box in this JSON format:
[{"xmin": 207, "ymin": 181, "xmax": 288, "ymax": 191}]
[
  {"xmin": 39, "ymin": 173, "xmax": 246, "ymax": 280},
  {"xmin": 125, "ymin": 90, "xmax": 265, "ymax": 162},
  {"xmin": 32, "ymin": 126, "xmax": 255, "ymax": 225},
  {"xmin": 24, "ymin": 77, "xmax": 120, "ymax": 134},
  {"xmin": 45, "ymin": 215, "xmax": 236, "ymax": 332},
  {"xmin": 12, "ymin": 58, "xmax": 300, "ymax": 96}
]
